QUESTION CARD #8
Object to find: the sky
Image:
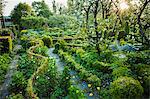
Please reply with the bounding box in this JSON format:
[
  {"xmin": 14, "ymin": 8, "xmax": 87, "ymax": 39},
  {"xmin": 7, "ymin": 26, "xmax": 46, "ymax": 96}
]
[{"xmin": 4, "ymin": 0, "xmax": 68, "ymax": 16}]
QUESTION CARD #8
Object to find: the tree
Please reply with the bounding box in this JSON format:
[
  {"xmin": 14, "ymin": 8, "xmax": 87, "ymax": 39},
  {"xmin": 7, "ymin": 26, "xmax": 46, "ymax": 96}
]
[
  {"xmin": 82, "ymin": 0, "xmax": 94, "ymax": 34},
  {"xmin": 0, "ymin": 0, "xmax": 6, "ymax": 28},
  {"xmin": 137, "ymin": 0, "xmax": 150, "ymax": 46},
  {"xmin": 52, "ymin": 0, "xmax": 57, "ymax": 13},
  {"xmin": 32, "ymin": 0, "xmax": 53, "ymax": 18},
  {"xmin": 10, "ymin": 3, "xmax": 32, "ymax": 25},
  {"xmin": 93, "ymin": 0, "xmax": 101, "ymax": 54}
]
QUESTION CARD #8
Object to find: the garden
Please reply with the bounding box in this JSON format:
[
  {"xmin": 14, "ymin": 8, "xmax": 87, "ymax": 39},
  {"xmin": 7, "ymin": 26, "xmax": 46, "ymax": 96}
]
[{"xmin": 0, "ymin": 0, "xmax": 150, "ymax": 99}]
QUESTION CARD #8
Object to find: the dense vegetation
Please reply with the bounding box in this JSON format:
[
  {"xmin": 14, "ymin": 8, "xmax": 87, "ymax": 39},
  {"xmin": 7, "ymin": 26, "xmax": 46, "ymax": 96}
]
[{"xmin": 0, "ymin": 0, "xmax": 149, "ymax": 99}]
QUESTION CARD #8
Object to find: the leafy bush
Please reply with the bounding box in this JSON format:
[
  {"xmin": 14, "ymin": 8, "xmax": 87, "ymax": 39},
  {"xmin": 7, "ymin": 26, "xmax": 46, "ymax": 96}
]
[
  {"xmin": 17, "ymin": 54, "xmax": 40, "ymax": 79},
  {"xmin": 75, "ymin": 48, "xmax": 85, "ymax": 58},
  {"xmin": 42, "ymin": 36, "xmax": 53, "ymax": 48},
  {"xmin": 48, "ymin": 15, "xmax": 78, "ymax": 30},
  {"xmin": 0, "ymin": 28, "xmax": 12, "ymax": 36},
  {"xmin": 34, "ymin": 46, "xmax": 48, "ymax": 56},
  {"xmin": 92, "ymin": 61, "xmax": 112, "ymax": 73},
  {"xmin": 54, "ymin": 40, "xmax": 66, "ymax": 53},
  {"xmin": 51, "ymin": 67, "xmax": 71, "ymax": 98},
  {"xmin": 132, "ymin": 64, "xmax": 150, "ymax": 94},
  {"xmin": 9, "ymin": 71, "xmax": 27, "ymax": 95},
  {"xmin": 81, "ymin": 52, "xmax": 99, "ymax": 67},
  {"xmin": 68, "ymin": 85, "xmax": 85, "ymax": 99},
  {"xmin": 0, "ymin": 54, "xmax": 11, "ymax": 85},
  {"xmin": 112, "ymin": 67, "xmax": 132, "ymax": 79},
  {"xmin": 87, "ymin": 75, "xmax": 101, "ymax": 87},
  {"xmin": 8, "ymin": 94, "xmax": 24, "ymax": 99},
  {"xmin": 127, "ymin": 51, "xmax": 150, "ymax": 65},
  {"xmin": 33, "ymin": 58, "xmax": 58, "ymax": 98},
  {"xmin": 20, "ymin": 16, "xmax": 48, "ymax": 29},
  {"xmin": 110, "ymin": 76, "xmax": 143, "ymax": 99}
]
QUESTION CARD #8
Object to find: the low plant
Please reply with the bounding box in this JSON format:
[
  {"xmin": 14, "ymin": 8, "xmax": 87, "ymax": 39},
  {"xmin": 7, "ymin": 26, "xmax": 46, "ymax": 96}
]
[
  {"xmin": 68, "ymin": 85, "xmax": 85, "ymax": 99},
  {"xmin": 9, "ymin": 71, "xmax": 27, "ymax": 95},
  {"xmin": 112, "ymin": 66, "xmax": 132, "ymax": 79}
]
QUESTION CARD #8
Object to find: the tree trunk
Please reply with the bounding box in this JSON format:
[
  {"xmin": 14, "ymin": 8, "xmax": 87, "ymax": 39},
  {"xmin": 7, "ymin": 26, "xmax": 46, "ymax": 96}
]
[
  {"xmin": 94, "ymin": 0, "xmax": 100, "ymax": 55},
  {"xmin": 137, "ymin": 0, "xmax": 150, "ymax": 46}
]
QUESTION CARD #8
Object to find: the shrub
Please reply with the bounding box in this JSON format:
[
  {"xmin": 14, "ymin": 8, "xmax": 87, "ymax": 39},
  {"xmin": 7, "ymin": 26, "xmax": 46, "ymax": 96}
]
[
  {"xmin": 48, "ymin": 15, "xmax": 78, "ymax": 30},
  {"xmin": 20, "ymin": 16, "xmax": 48, "ymax": 29},
  {"xmin": 17, "ymin": 54, "xmax": 40, "ymax": 79},
  {"xmin": 112, "ymin": 67, "xmax": 132, "ymax": 79},
  {"xmin": 42, "ymin": 36, "xmax": 53, "ymax": 48},
  {"xmin": 8, "ymin": 94, "xmax": 24, "ymax": 99},
  {"xmin": 75, "ymin": 48, "xmax": 85, "ymax": 59},
  {"xmin": 54, "ymin": 40, "xmax": 66, "ymax": 53},
  {"xmin": 92, "ymin": 61, "xmax": 112, "ymax": 73},
  {"xmin": 87, "ymin": 75, "xmax": 101, "ymax": 87},
  {"xmin": 0, "ymin": 54, "xmax": 11, "ymax": 85},
  {"xmin": 0, "ymin": 28, "xmax": 12, "ymax": 36},
  {"xmin": 81, "ymin": 52, "xmax": 99, "ymax": 67},
  {"xmin": 68, "ymin": 85, "xmax": 85, "ymax": 99},
  {"xmin": 127, "ymin": 51, "xmax": 150, "ymax": 65},
  {"xmin": 34, "ymin": 46, "xmax": 48, "ymax": 56},
  {"xmin": 9, "ymin": 71, "xmax": 27, "ymax": 95},
  {"xmin": 133, "ymin": 64, "xmax": 150, "ymax": 94},
  {"xmin": 110, "ymin": 76, "xmax": 143, "ymax": 99},
  {"xmin": 33, "ymin": 58, "xmax": 58, "ymax": 98}
]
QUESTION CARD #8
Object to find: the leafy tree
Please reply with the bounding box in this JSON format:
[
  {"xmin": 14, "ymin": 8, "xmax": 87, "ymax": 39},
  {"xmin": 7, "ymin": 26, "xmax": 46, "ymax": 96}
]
[
  {"xmin": 10, "ymin": 3, "xmax": 32, "ymax": 25},
  {"xmin": 32, "ymin": 0, "xmax": 53, "ymax": 18}
]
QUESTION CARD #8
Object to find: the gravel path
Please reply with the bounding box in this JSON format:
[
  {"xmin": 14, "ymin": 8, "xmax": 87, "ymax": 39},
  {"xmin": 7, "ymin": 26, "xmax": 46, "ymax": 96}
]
[{"xmin": 0, "ymin": 45, "xmax": 21, "ymax": 99}]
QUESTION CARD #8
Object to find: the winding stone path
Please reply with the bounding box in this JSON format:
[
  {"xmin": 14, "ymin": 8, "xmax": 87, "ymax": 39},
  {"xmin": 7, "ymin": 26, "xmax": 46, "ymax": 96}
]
[
  {"xmin": 47, "ymin": 48, "xmax": 99, "ymax": 99},
  {"xmin": 0, "ymin": 45, "xmax": 22, "ymax": 99}
]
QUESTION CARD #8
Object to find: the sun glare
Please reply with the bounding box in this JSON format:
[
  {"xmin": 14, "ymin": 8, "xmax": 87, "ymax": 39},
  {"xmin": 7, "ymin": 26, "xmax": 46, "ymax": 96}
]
[{"xmin": 119, "ymin": 1, "xmax": 129, "ymax": 10}]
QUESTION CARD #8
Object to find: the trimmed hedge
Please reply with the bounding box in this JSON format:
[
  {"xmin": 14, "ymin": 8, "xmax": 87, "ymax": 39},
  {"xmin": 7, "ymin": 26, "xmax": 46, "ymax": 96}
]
[
  {"xmin": 42, "ymin": 36, "xmax": 53, "ymax": 48},
  {"xmin": 110, "ymin": 76, "xmax": 143, "ymax": 99}
]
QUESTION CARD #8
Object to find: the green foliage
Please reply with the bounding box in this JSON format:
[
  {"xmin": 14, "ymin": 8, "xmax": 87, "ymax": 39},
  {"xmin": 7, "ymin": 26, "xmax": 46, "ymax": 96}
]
[
  {"xmin": 32, "ymin": 0, "xmax": 53, "ymax": 18},
  {"xmin": 11, "ymin": 3, "xmax": 32, "ymax": 25},
  {"xmin": 0, "ymin": 54, "xmax": 11, "ymax": 85},
  {"xmin": 127, "ymin": 51, "xmax": 150, "ymax": 65},
  {"xmin": 8, "ymin": 94, "xmax": 24, "ymax": 99},
  {"xmin": 0, "ymin": 28, "xmax": 12, "ymax": 36},
  {"xmin": 54, "ymin": 40, "xmax": 66, "ymax": 53},
  {"xmin": 92, "ymin": 61, "xmax": 112, "ymax": 73},
  {"xmin": 42, "ymin": 36, "xmax": 53, "ymax": 48},
  {"xmin": 34, "ymin": 46, "xmax": 48, "ymax": 56},
  {"xmin": 33, "ymin": 58, "xmax": 58, "ymax": 98},
  {"xmin": 132, "ymin": 64, "xmax": 150, "ymax": 94},
  {"xmin": 20, "ymin": 16, "xmax": 48, "ymax": 29},
  {"xmin": 112, "ymin": 67, "xmax": 132, "ymax": 79},
  {"xmin": 51, "ymin": 66, "xmax": 71, "ymax": 98},
  {"xmin": 48, "ymin": 15, "xmax": 78, "ymax": 30},
  {"xmin": 17, "ymin": 54, "xmax": 40, "ymax": 79},
  {"xmin": 81, "ymin": 52, "xmax": 99, "ymax": 66},
  {"xmin": 68, "ymin": 85, "xmax": 85, "ymax": 99},
  {"xmin": 110, "ymin": 76, "xmax": 143, "ymax": 99},
  {"xmin": 9, "ymin": 71, "xmax": 27, "ymax": 94},
  {"xmin": 87, "ymin": 75, "xmax": 101, "ymax": 87}
]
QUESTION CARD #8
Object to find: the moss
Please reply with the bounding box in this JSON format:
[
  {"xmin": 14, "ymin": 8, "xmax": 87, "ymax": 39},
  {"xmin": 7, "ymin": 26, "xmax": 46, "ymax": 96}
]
[{"xmin": 110, "ymin": 76, "xmax": 143, "ymax": 99}]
